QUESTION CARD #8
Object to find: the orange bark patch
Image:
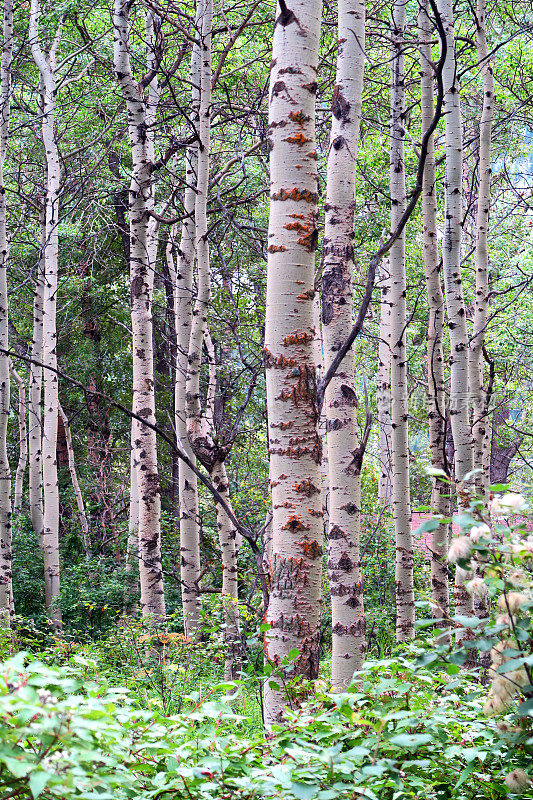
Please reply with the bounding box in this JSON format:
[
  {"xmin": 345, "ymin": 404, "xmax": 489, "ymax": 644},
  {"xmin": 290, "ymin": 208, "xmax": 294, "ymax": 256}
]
[
  {"xmin": 284, "ymin": 221, "xmax": 308, "ymax": 233},
  {"xmin": 271, "ymin": 187, "xmax": 318, "ymax": 204},
  {"xmin": 282, "ymin": 515, "xmax": 309, "ymax": 532},
  {"xmin": 297, "ymin": 289, "xmax": 315, "ymax": 301},
  {"xmin": 294, "ymin": 478, "xmax": 320, "ymax": 496},
  {"xmin": 308, "ymin": 151, "xmax": 318, "ymax": 160},
  {"xmin": 289, "ymin": 110, "xmax": 311, "ymax": 126},
  {"xmin": 298, "ymin": 539, "xmax": 323, "ymax": 560},
  {"xmin": 268, "ymin": 244, "xmax": 286, "ymax": 253},
  {"xmin": 285, "ymin": 133, "xmax": 311, "ymax": 147},
  {"xmin": 283, "ymin": 331, "xmax": 314, "ymax": 346},
  {"xmin": 264, "ymin": 349, "xmax": 298, "ymax": 369},
  {"xmin": 298, "ymin": 229, "xmax": 318, "ymax": 252}
]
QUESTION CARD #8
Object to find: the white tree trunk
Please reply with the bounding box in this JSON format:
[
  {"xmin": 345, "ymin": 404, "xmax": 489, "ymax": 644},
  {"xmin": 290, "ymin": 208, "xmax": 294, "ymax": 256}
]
[
  {"xmin": 377, "ymin": 261, "xmax": 392, "ymax": 503},
  {"xmin": 438, "ymin": 0, "xmax": 473, "ymax": 485},
  {"xmin": 390, "ymin": 0, "xmax": 414, "ymax": 642},
  {"xmin": 419, "ymin": 0, "xmax": 450, "ymax": 635},
  {"xmin": 10, "ymin": 365, "xmax": 27, "ymax": 515},
  {"xmin": 437, "ymin": 0, "xmax": 474, "ymax": 628},
  {"xmin": 0, "ymin": 0, "xmax": 13, "ymax": 620},
  {"xmin": 58, "ymin": 405, "xmax": 91, "ymax": 558},
  {"xmin": 28, "ymin": 216, "xmax": 45, "ymax": 551},
  {"xmin": 212, "ymin": 460, "xmax": 240, "ymax": 682},
  {"xmin": 469, "ymin": 0, "xmax": 494, "ymax": 497},
  {"xmin": 322, "ymin": 0, "xmax": 366, "ymax": 690},
  {"xmin": 113, "ymin": 0, "xmax": 165, "ymax": 620},
  {"xmin": 171, "ymin": 6, "xmax": 203, "ymax": 637},
  {"xmin": 30, "ymin": 0, "xmax": 63, "ymax": 632},
  {"xmin": 264, "ymin": 0, "xmax": 323, "ymax": 725}
]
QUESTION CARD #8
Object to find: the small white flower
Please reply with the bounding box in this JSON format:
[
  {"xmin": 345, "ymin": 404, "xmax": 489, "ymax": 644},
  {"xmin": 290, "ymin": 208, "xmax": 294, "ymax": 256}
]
[
  {"xmin": 504, "ymin": 769, "xmax": 531, "ymax": 794},
  {"xmin": 466, "ymin": 577, "xmax": 488, "ymax": 599},
  {"xmin": 492, "ymin": 493, "xmax": 527, "ymax": 516},
  {"xmin": 498, "ymin": 591, "xmax": 530, "ymax": 615},
  {"xmin": 470, "ymin": 523, "xmax": 490, "ymax": 542},
  {"xmin": 447, "ymin": 536, "xmax": 472, "ymax": 563},
  {"xmin": 37, "ymin": 689, "xmax": 53, "ymax": 704}
]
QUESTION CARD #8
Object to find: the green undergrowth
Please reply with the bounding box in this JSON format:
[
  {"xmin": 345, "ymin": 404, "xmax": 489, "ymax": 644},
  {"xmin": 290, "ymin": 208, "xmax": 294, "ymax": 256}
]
[{"xmin": 0, "ymin": 645, "xmax": 530, "ymax": 799}]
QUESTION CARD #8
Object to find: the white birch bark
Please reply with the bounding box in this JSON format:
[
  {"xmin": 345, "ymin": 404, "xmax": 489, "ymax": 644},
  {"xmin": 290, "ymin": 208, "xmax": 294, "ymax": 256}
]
[
  {"xmin": 322, "ymin": 0, "xmax": 366, "ymax": 690},
  {"xmin": 212, "ymin": 459, "xmax": 240, "ymax": 682},
  {"xmin": 438, "ymin": 0, "xmax": 473, "ymax": 484},
  {"xmin": 10, "ymin": 365, "xmax": 27, "ymax": 515},
  {"xmin": 171, "ymin": 7, "xmax": 203, "ymax": 636},
  {"xmin": 419, "ymin": 0, "xmax": 450, "ymax": 634},
  {"xmin": 390, "ymin": 0, "xmax": 414, "ymax": 642},
  {"xmin": 58, "ymin": 404, "xmax": 90, "ymax": 558},
  {"xmin": 0, "ymin": 0, "xmax": 13, "ymax": 619},
  {"xmin": 186, "ymin": 0, "xmax": 212, "ymax": 450},
  {"xmin": 264, "ymin": 0, "xmax": 323, "ymax": 725},
  {"xmin": 377, "ymin": 261, "xmax": 392, "ymax": 503},
  {"xmin": 113, "ymin": 0, "xmax": 165, "ymax": 619},
  {"xmin": 30, "ymin": 0, "xmax": 63, "ymax": 632},
  {"xmin": 469, "ymin": 0, "xmax": 493, "ymax": 497},
  {"xmin": 437, "ymin": 0, "xmax": 474, "ymax": 627},
  {"xmin": 28, "ymin": 216, "xmax": 45, "ymax": 551}
]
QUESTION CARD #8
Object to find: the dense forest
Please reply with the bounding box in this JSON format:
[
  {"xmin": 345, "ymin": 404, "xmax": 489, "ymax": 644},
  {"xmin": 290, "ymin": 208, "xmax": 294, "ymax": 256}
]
[{"xmin": 0, "ymin": 0, "xmax": 531, "ymax": 796}]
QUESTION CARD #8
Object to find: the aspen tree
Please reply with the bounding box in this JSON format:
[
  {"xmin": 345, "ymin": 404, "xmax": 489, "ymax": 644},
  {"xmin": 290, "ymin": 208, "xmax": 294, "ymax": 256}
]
[
  {"xmin": 113, "ymin": 1, "xmax": 165, "ymax": 619},
  {"xmin": 170, "ymin": 5, "xmax": 203, "ymax": 637},
  {"xmin": 29, "ymin": 0, "xmax": 63, "ymax": 632},
  {"xmin": 438, "ymin": 0, "xmax": 472, "ymax": 483},
  {"xmin": 264, "ymin": 0, "xmax": 323, "ymax": 724},
  {"xmin": 437, "ymin": 0, "xmax": 474, "ymax": 626},
  {"xmin": 469, "ymin": 0, "xmax": 494, "ymax": 496},
  {"xmin": 390, "ymin": 0, "xmax": 414, "ymax": 642},
  {"xmin": 58, "ymin": 405, "xmax": 91, "ymax": 559},
  {"xmin": 10, "ymin": 365, "xmax": 27, "ymax": 515},
  {"xmin": 185, "ymin": 0, "xmax": 242, "ymax": 675},
  {"xmin": 419, "ymin": 0, "xmax": 450, "ymax": 633},
  {"xmin": 28, "ymin": 217, "xmax": 45, "ymax": 552},
  {"xmin": 322, "ymin": 0, "xmax": 366, "ymax": 690},
  {"xmin": 377, "ymin": 261, "xmax": 392, "ymax": 504},
  {"xmin": 0, "ymin": 0, "xmax": 13, "ymax": 619}
]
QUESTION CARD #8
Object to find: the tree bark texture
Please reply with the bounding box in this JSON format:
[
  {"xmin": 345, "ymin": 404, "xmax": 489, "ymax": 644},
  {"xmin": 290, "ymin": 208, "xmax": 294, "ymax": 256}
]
[
  {"xmin": 419, "ymin": 0, "xmax": 450, "ymax": 635},
  {"xmin": 10, "ymin": 364, "xmax": 27, "ymax": 515},
  {"xmin": 0, "ymin": 0, "xmax": 13, "ymax": 620},
  {"xmin": 469, "ymin": 0, "xmax": 494, "ymax": 497},
  {"xmin": 322, "ymin": 0, "xmax": 366, "ymax": 690},
  {"xmin": 113, "ymin": 0, "xmax": 165, "ymax": 619},
  {"xmin": 390, "ymin": 0, "xmax": 414, "ymax": 642},
  {"xmin": 264, "ymin": 0, "xmax": 323, "ymax": 725},
  {"xmin": 30, "ymin": 0, "xmax": 63, "ymax": 632}
]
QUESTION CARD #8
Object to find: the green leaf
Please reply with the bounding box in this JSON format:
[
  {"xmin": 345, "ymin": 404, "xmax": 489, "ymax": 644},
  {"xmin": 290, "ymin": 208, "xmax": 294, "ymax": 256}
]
[
  {"xmin": 389, "ymin": 733, "xmax": 433, "ymax": 748},
  {"xmin": 455, "ymin": 762, "xmax": 475, "ymax": 788},
  {"xmin": 29, "ymin": 771, "xmax": 51, "ymax": 799}
]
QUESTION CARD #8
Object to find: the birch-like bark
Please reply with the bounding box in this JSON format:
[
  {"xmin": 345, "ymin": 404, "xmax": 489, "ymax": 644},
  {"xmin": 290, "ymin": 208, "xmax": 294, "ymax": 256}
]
[
  {"xmin": 264, "ymin": 0, "xmax": 323, "ymax": 725},
  {"xmin": 322, "ymin": 0, "xmax": 366, "ymax": 690},
  {"xmin": 30, "ymin": 0, "xmax": 62, "ymax": 632},
  {"xmin": 390, "ymin": 0, "xmax": 414, "ymax": 642},
  {"xmin": 0, "ymin": 0, "xmax": 13, "ymax": 620},
  {"xmin": 212, "ymin": 460, "xmax": 240, "ymax": 681},
  {"xmin": 469, "ymin": 0, "xmax": 493, "ymax": 497},
  {"xmin": 10, "ymin": 365, "xmax": 27, "ymax": 515},
  {"xmin": 186, "ymin": 0, "xmax": 212, "ymax": 450},
  {"xmin": 419, "ymin": 0, "xmax": 450, "ymax": 634},
  {"xmin": 58, "ymin": 405, "xmax": 90, "ymax": 558},
  {"xmin": 113, "ymin": 0, "xmax": 165, "ymax": 619},
  {"xmin": 28, "ymin": 217, "xmax": 45, "ymax": 550},
  {"xmin": 377, "ymin": 261, "xmax": 392, "ymax": 503},
  {"xmin": 171, "ymin": 6, "xmax": 203, "ymax": 637},
  {"xmin": 437, "ymin": 0, "xmax": 473, "ymax": 627},
  {"xmin": 438, "ymin": 0, "xmax": 473, "ymax": 485},
  {"xmin": 124, "ymin": 424, "xmax": 139, "ymax": 607}
]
